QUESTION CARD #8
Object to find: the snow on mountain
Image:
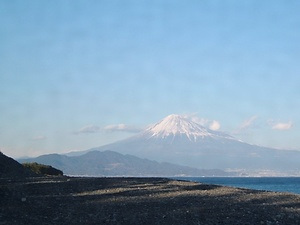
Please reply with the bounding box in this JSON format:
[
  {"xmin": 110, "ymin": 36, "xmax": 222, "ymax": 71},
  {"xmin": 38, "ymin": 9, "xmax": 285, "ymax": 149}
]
[{"xmin": 143, "ymin": 114, "xmax": 234, "ymax": 141}]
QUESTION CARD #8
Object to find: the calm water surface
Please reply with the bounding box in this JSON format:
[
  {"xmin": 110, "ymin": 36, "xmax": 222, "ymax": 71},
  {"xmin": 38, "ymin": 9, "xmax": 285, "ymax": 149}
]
[{"xmin": 175, "ymin": 177, "xmax": 300, "ymax": 195}]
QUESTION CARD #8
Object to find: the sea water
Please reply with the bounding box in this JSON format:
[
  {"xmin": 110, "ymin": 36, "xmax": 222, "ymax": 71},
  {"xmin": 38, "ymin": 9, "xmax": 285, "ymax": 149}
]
[{"xmin": 175, "ymin": 177, "xmax": 300, "ymax": 195}]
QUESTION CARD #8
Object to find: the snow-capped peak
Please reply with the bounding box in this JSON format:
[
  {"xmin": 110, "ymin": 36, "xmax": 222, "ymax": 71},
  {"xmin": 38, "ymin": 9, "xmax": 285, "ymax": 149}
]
[{"xmin": 144, "ymin": 114, "xmax": 232, "ymax": 141}]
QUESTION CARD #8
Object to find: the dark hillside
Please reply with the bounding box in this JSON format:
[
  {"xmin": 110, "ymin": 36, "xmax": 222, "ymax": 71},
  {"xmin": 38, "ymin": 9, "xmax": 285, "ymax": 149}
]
[{"xmin": 0, "ymin": 152, "xmax": 36, "ymax": 178}]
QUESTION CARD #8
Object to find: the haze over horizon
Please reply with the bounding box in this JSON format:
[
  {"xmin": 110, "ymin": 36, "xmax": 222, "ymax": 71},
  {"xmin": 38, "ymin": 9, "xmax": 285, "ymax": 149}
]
[{"xmin": 1, "ymin": 1, "xmax": 300, "ymax": 158}]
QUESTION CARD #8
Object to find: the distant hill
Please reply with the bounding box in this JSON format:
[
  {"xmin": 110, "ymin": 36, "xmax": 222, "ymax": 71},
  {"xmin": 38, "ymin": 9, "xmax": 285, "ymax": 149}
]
[
  {"xmin": 19, "ymin": 150, "xmax": 234, "ymax": 177},
  {"xmin": 0, "ymin": 152, "xmax": 36, "ymax": 178}
]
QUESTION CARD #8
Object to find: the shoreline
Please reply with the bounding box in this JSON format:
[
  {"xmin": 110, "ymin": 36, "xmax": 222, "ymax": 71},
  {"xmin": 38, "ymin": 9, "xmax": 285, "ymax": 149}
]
[
  {"xmin": 173, "ymin": 176, "xmax": 300, "ymax": 195},
  {"xmin": 1, "ymin": 176, "xmax": 300, "ymax": 224}
]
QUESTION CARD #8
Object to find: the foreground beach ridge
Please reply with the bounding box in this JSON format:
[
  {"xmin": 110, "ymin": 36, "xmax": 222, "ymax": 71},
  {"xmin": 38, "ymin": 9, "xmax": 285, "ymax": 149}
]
[{"xmin": 1, "ymin": 177, "xmax": 300, "ymax": 225}]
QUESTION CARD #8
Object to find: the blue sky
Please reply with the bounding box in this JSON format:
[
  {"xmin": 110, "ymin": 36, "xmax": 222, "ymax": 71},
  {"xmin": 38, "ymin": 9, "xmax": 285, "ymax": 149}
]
[{"xmin": 1, "ymin": 0, "xmax": 300, "ymax": 158}]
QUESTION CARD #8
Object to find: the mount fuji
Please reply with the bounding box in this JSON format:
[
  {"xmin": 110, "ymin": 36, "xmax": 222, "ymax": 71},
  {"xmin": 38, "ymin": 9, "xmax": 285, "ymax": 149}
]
[{"xmin": 84, "ymin": 114, "xmax": 300, "ymax": 174}]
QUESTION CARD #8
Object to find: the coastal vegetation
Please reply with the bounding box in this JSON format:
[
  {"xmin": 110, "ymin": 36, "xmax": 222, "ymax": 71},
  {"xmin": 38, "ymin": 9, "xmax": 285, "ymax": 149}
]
[{"xmin": 22, "ymin": 162, "xmax": 63, "ymax": 176}]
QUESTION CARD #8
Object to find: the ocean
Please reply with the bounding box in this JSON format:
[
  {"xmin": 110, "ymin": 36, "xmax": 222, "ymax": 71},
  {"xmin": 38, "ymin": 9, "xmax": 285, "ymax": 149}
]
[{"xmin": 176, "ymin": 177, "xmax": 300, "ymax": 195}]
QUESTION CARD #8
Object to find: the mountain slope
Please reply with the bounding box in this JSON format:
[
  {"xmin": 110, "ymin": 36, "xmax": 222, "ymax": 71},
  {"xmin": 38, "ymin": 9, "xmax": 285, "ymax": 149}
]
[
  {"xmin": 0, "ymin": 152, "xmax": 36, "ymax": 178},
  {"xmin": 86, "ymin": 114, "xmax": 300, "ymax": 172},
  {"xmin": 20, "ymin": 150, "xmax": 233, "ymax": 176}
]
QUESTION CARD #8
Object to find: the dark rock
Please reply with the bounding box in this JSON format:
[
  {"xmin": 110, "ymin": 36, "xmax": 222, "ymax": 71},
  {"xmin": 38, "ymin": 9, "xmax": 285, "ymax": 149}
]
[{"xmin": 0, "ymin": 152, "xmax": 36, "ymax": 178}]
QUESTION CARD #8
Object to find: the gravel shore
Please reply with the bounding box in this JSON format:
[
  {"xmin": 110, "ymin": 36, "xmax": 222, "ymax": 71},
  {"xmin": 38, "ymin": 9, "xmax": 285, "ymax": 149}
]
[{"xmin": 1, "ymin": 176, "xmax": 300, "ymax": 225}]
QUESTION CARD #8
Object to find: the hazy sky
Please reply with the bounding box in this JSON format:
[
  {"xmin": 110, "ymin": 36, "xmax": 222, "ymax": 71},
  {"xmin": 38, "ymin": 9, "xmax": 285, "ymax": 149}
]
[{"xmin": 1, "ymin": 0, "xmax": 300, "ymax": 158}]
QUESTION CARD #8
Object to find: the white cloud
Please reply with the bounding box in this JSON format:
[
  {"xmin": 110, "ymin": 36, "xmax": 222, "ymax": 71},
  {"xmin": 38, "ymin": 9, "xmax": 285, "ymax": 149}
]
[
  {"xmin": 272, "ymin": 122, "xmax": 293, "ymax": 130},
  {"xmin": 31, "ymin": 136, "xmax": 47, "ymax": 141},
  {"xmin": 233, "ymin": 115, "xmax": 258, "ymax": 134},
  {"xmin": 183, "ymin": 114, "xmax": 209, "ymax": 126},
  {"xmin": 104, "ymin": 124, "xmax": 142, "ymax": 133},
  {"xmin": 192, "ymin": 118, "xmax": 210, "ymax": 126},
  {"xmin": 74, "ymin": 125, "xmax": 101, "ymax": 134},
  {"xmin": 209, "ymin": 120, "xmax": 221, "ymax": 131},
  {"xmin": 183, "ymin": 114, "xmax": 221, "ymax": 130},
  {"xmin": 74, "ymin": 123, "xmax": 142, "ymax": 135},
  {"xmin": 240, "ymin": 116, "xmax": 258, "ymax": 129}
]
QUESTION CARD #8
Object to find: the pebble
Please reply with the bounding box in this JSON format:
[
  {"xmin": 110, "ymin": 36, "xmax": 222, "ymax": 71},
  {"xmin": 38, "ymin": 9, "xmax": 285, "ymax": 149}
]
[{"xmin": 1, "ymin": 177, "xmax": 300, "ymax": 225}]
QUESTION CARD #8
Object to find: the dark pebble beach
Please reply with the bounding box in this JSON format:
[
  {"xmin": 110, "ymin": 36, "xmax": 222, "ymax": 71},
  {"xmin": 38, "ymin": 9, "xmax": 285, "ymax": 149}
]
[{"xmin": 1, "ymin": 176, "xmax": 300, "ymax": 225}]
